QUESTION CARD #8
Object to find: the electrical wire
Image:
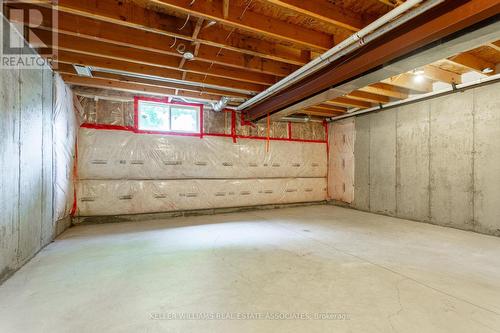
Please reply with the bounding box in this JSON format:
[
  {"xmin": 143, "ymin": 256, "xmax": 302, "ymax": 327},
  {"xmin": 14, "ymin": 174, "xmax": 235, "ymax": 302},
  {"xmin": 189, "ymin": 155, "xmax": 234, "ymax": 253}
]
[
  {"xmin": 201, "ymin": 0, "xmax": 254, "ymax": 97},
  {"xmin": 178, "ymin": 14, "xmax": 191, "ymax": 30}
]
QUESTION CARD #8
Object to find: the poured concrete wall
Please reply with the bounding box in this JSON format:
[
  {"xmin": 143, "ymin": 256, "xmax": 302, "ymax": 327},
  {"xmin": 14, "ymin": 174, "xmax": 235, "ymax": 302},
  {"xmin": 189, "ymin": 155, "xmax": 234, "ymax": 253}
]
[
  {"xmin": 0, "ymin": 56, "xmax": 75, "ymax": 281},
  {"xmin": 340, "ymin": 81, "xmax": 500, "ymax": 236}
]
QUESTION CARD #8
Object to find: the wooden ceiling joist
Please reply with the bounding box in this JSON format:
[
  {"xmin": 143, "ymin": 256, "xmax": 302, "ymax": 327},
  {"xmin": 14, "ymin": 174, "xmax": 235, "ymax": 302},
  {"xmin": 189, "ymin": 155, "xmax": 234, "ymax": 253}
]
[
  {"xmin": 301, "ymin": 109, "xmax": 345, "ymax": 117},
  {"xmin": 422, "ymin": 65, "xmax": 462, "ymax": 84},
  {"xmin": 382, "ymin": 73, "xmax": 433, "ymax": 93},
  {"xmin": 47, "ymin": 0, "xmax": 308, "ymax": 65},
  {"xmin": 486, "ymin": 41, "xmax": 500, "ymax": 52},
  {"xmin": 53, "ymin": 51, "xmax": 266, "ymax": 93},
  {"xmin": 150, "ymin": 0, "xmax": 334, "ymax": 50},
  {"xmin": 314, "ymin": 104, "xmax": 348, "ymax": 113},
  {"xmin": 14, "ymin": 6, "xmax": 298, "ymax": 76},
  {"xmin": 35, "ymin": 30, "xmax": 277, "ymax": 86},
  {"xmin": 62, "ymin": 74, "xmax": 226, "ymax": 102},
  {"xmin": 222, "ymin": 0, "xmax": 230, "ymax": 19},
  {"xmin": 446, "ymin": 53, "xmax": 497, "ymax": 75},
  {"xmin": 263, "ymin": 0, "xmax": 367, "ymax": 32},
  {"xmin": 377, "ymin": 0, "xmax": 400, "ymax": 7},
  {"xmin": 358, "ymin": 83, "xmax": 409, "ymax": 99},
  {"xmin": 345, "ymin": 90, "xmax": 390, "ymax": 103},
  {"xmin": 326, "ymin": 97, "xmax": 372, "ymax": 109}
]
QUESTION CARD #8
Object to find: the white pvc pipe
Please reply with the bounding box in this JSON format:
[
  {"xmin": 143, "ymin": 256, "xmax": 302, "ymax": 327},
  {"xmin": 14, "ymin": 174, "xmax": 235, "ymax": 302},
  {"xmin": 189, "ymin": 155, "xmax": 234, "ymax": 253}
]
[{"xmin": 237, "ymin": 0, "xmax": 444, "ymax": 111}]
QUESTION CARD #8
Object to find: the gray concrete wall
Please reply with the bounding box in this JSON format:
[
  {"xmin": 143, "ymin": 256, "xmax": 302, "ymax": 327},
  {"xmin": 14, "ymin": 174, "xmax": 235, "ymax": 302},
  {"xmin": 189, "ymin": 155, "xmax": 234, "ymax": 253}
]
[
  {"xmin": 0, "ymin": 49, "xmax": 72, "ymax": 282},
  {"xmin": 345, "ymin": 81, "xmax": 500, "ymax": 236}
]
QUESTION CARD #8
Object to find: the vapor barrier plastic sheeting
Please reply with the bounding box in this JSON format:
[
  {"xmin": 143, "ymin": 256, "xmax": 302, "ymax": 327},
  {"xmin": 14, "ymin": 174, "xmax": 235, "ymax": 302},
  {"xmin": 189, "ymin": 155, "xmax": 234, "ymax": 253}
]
[
  {"xmin": 329, "ymin": 119, "xmax": 355, "ymax": 203},
  {"xmin": 76, "ymin": 178, "xmax": 327, "ymax": 216},
  {"xmin": 78, "ymin": 128, "xmax": 328, "ymax": 180},
  {"xmin": 53, "ymin": 74, "xmax": 78, "ymax": 220}
]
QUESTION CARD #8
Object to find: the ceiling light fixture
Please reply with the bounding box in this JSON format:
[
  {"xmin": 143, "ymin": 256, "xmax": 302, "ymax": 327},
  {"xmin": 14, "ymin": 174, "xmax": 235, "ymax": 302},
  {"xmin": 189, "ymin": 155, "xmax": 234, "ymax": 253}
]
[
  {"xmin": 183, "ymin": 52, "xmax": 195, "ymax": 60},
  {"xmin": 482, "ymin": 67, "xmax": 494, "ymax": 74},
  {"xmin": 414, "ymin": 74, "xmax": 425, "ymax": 83},
  {"xmin": 413, "ymin": 68, "xmax": 425, "ymax": 83}
]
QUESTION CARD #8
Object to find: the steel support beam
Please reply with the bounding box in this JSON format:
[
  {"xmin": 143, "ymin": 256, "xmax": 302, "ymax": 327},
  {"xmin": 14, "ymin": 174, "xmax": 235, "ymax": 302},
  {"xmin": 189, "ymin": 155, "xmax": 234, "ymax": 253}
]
[{"xmin": 243, "ymin": 0, "xmax": 500, "ymax": 121}]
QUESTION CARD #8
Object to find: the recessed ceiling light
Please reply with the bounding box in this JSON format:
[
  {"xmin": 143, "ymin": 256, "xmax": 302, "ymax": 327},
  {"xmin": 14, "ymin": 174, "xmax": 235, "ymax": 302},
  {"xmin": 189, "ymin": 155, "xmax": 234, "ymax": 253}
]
[
  {"xmin": 183, "ymin": 52, "xmax": 195, "ymax": 60},
  {"xmin": 414, "ymin": 68, "xmax": 424, "ymax": 75},
  {"xmin": 482, "ymin": 67, "xmax": 494, "ymax": 74},
  {"xmin": 414, "ymin": 74, "xmax": 425, "ymax": 83}
]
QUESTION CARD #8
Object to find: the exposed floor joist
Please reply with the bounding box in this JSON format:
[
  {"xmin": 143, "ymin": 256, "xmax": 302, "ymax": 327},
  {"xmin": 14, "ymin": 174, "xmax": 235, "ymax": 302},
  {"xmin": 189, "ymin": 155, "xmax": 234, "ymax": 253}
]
[
  {"xmin": 35, "ymin": 30, "xmax": 278, "ymax": 85},
  {"xmin": 446, "ymin": 53, "xmax": 497, "ymax": 75},
  {"xmin": 45, "ymin": 0, "xmax": 309, "ymax": 65},
  {"xmin": 149, "ymin": 0, "xmax": 334, "ymax": 50},
  {"xmin": 262, "ymin": 0, "xmax": 368, "ymax": 32},
  {"xmin": 382, "ymin": 73, "xmax": 433, "ymax": 93},
  {"xmin": 359, "ymin": 83, "xmax": 410, "ymax": 99},
  {"xmin": 326, "ymin": 97, "xmax": 372, "ymax": 109}
]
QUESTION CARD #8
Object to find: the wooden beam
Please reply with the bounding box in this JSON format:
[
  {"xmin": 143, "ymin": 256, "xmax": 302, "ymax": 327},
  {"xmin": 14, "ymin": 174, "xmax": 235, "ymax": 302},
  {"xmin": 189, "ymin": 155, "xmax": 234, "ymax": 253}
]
[
  {"xmin": 486, "ymin": 41, "xmax": 500, "ymax": 52},
  {"xmin": 301, "ymin": 109, "xmax": 345, "ymax": 117},
  {"xmin": 446, "ymin": 53, "xmax": 496, "ymax": 75},
  {"xmin": 377, "ymin": 0, "xmax": 398, "ymax": 7},
  {"xmin": 57, "ymin": 63, "xmax": 249, "ymax": 99},
  {"xmin": 359, "ymin": 83, "xmax": 409, "ymax": 99},
  {"xmin": 35, "ymin": 29, "xmax": 277, "ymax": 85},
  {"xmin": 222, "ymin": 0, "xmax": 230, "ymax": 19},
  {"xmin": 192, "ymin": 17, "xmax": 204, "ymax": 40},
  {"xmin": 326, "ymin": 97, "xmax": 372, "ymax": 109},
  {"xmin": 345, "ymin": 90, "xmax": 390, "ymax": 103},
  {"xmin": 6, "ymin": 4, "xmax": 299, "ymax": 76},
  {"xmin": 382, "ymin": 73, "xmax": 433, "ymax": 93},
  {"xmin": 61, "ymin": 74, "xmax": 225, "ymax": 102},
  {"xmin": 422, "ymin": 65, "xmax": 462, "ymax": 84},
  {"xmin": 150, "ymin": 0, "xmax": 334, "ymax": 50},
  {"xmin": 53, "ymin": 51, "xmax": 267, "ymax": 93},
  {"xmin": 263, "ymin": 0, "xmax": 367, "ymax": 32},
  {"xmin": 314, "ymin": 104, "xmax": 348, "ymax": 113},
  {"xmin": 48, "ymin": 0, "xmax": 308, "ymax": 65},
  {"xmin": 180, "ymin": 17, "xmax": 205, "ymax": 70}
]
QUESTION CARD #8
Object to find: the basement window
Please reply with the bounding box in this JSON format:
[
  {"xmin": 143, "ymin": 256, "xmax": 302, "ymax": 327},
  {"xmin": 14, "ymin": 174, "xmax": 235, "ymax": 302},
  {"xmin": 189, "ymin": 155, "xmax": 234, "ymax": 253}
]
[{"xmin": 136, "ymin": 98, "xmax": 201, "ymax": 134}]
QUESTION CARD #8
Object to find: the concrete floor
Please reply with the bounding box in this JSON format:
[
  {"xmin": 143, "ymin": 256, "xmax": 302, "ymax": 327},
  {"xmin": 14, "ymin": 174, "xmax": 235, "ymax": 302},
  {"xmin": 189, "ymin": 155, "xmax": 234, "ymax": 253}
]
[{"xmin": 1, "ymin": 206, "xmax": 500, "ymax": 333}]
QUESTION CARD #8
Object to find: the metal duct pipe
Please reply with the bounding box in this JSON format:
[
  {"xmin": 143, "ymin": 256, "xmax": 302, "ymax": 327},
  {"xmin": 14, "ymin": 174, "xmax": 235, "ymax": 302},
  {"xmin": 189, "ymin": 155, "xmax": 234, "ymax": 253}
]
[
  {"xmin": 278, "ymin": 116, "xmax": 325, "ymax": 123},
  {"xmin": 280, "ymin": 116, "xmax": 310, "ymax": 123},
  {"xmin": 93, "ymin": 67, "xmax": 256, "ymax": 96},
  {"xmin": 211, "ymin": 96, "xmax": 230, "ymax": 112},
  {"xmin": 237, "ymin": 0, "xmax": 445, "ymax": 111}
]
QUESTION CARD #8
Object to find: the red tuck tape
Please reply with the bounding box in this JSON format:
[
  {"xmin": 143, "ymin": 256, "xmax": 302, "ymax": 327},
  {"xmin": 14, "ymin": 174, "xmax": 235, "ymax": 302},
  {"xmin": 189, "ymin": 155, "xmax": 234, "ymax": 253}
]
[{"xmin": 80, "ymin": 97, "xmax": 328, "ymax": 144}]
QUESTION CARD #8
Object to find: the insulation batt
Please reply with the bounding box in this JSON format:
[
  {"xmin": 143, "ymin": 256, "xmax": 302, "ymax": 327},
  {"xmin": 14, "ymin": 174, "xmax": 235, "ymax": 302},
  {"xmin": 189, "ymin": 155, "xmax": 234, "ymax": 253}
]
[{"xmin": 76, "ymin": 128, "xmax": 328, "ymax": 216}]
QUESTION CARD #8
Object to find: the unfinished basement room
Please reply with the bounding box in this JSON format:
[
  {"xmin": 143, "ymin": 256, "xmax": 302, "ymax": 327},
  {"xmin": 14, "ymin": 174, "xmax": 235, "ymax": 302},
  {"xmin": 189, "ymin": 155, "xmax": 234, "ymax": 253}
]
[{"xmin": 1, "ymin": 0, "xmax": 500, "ymax": 332}]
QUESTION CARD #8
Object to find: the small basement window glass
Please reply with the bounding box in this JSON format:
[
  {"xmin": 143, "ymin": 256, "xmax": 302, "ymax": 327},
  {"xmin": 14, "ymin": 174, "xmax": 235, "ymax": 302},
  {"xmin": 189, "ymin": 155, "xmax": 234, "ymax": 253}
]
[
  {"xmin": 137, "ymin": 100, "xmax": 200, "ymax": 134},
  {"xmin": 137, "ymin": 100, "xmax": 170, "ymax": 132},
  {"xmin": 170, "ymin": 105, "xmax": 200, "ymax": 133}
]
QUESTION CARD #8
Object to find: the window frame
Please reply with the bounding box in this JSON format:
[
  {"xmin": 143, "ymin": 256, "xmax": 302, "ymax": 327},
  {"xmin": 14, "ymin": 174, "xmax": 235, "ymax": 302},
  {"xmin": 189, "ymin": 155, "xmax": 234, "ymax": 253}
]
[{"xmin": 134, "ymin": 96, "xmax": 203, "ymax": 137}]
